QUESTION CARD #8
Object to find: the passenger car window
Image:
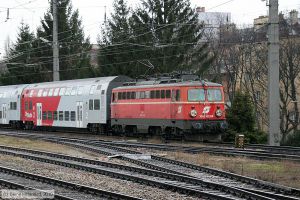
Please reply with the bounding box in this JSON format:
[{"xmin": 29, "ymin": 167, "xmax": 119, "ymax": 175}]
[
  {"xmin": 37, "ymin": 89, "xmax": 43, "ymax": 97},
  {"xmin": 54, "ymin": 88, "xmax": 60, "ymax": 96},
  {"xmin": 89, "ymin": 99, "xmax": 93, "ymax": 110},
  {"xmin": 77, "ymin": 86, "xmax": 84, "ymax": 95},
  {"xmin": 59, "ymin": 88, "xmax": 66, "ymax": 96},
  {"xmin": 94, "ymin": 99, "xmax": 100, "ymax": 110},
  {"xmin": 42, "ymin": 90, "xmax": 48, "ymax": 97},
  {"xmin": 59, "ymin": 111, "xmax": 63, "ymax": 121},
  {"xmin": 188, "ymin": 89, "xmax": 205, "ymax": 102},
  {"xmin": 64, "ymin": 111, "xmax": 70, "ymax": 121},
  {"xmin": 65, "ymin": 88, "xmax": 72, "ymax": 96},
  {"xmin": 71, "ymin": 111, "xmax": 76, "ymax": 121},
  {"xmin": 90, "ymin": 85, "xmax": 96, "ymax": 94},
  {"xmin": 48, "ymin": 88, "xmax": 54, "ymax": 96}
]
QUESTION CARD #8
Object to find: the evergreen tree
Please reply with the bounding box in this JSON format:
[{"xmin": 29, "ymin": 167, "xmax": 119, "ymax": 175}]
[
  {"xmin": 99, "ymin": 0, "xmax": 213, "ymax": 77},
  {"xmin": 1, "ymin": 22, "xmax": 44, "ymax": 84},
  {"xmin": 227, "ymin": 91, "xmax": 255, "ymax": 132},
  {"xmin": 37, "ymin": 0, "xmax": 93, "ymax": 81},
  {"xmin": 98, "ymin": 0, "xmax": 136, "ymax": 76},
  {"xmin": 130, "ymin": 0, "xmax": 213, "ymax": 75}
]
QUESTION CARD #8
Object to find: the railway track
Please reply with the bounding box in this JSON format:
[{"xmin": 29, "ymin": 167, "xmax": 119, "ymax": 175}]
[
  {"xmin": 0, "ymin": 144, "xmax": 273, "ymax": 200},
  {"xmin": 0, "ymin": 131, "xmax": 299, "ymax": 199},
  {"xmin": 0, "ymin": 165, "xmax": 142, "ymax": 200}
]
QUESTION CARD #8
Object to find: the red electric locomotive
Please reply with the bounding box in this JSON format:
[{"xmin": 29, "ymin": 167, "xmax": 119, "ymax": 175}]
[{"xmin": 111, "ymin": 76, "xmax": 227, "ymax": 141}]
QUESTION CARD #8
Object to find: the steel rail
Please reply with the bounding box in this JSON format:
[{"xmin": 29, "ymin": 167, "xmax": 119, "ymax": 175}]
[
  {"xmin": 0, "ymin": 165, "xmax": 143, "ymax": 200},
  {"xmin": 0, "ymin": 144, "xmax": 272, "ymax": 200}
]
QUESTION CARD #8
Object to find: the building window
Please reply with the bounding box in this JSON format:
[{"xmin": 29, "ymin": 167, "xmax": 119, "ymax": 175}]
[
  {"xmin": 89, "ymin": 99, "xmax": 93, "ymax": 110},
  {"xmin": 53, "ymin": 111, "xmax": 58, "ymax": 121},
  {"xmin": 64, "ymin": 111, "xmax": 69, "ymax": 121},
  {"xmin": 94, "ymin": 99, "xmax": 100, "ymax": 110},
  {"xmin": 71, "ymin": 111, "xmax": 76, "ymax": 121},
  {"xmin": 59, "ymin": 111, "xmax": 63, "ymax": 121}
]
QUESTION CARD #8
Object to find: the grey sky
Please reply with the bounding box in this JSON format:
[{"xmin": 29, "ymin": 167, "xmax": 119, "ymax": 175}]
[{"xmin": 0, "ymin": 0, "xmax": 299, "ymax": 57}]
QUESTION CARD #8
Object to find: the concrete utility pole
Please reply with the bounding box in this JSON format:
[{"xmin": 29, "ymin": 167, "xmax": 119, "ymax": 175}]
[
  {"xmin": 53, "ymin": 0, "xmax": 60, "ymax": 81},
  {"xmin": 267, "ymin": 0, "xmax": 280, "ymax": 146}
]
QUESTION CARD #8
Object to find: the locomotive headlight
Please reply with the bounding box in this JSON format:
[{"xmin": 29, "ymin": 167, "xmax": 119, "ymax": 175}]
[
  {"xmin": 190, "ymin": 109, "xmax": 197, "ymax": 118},
  {"xmin": 215, "ymin": 109, "xmax": 223, "ymax": 117}
]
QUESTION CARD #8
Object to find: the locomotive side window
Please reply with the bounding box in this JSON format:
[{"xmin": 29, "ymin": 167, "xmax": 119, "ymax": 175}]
[
  {"xmin": 150, "ymin": 91, "xmax": 155, "ymax": 98},
  {"xmin": 166, "ymin": 90, "xmax": 171, "ymax": 98},
  {"xmin": 188, "ymin": 89, "xmax": 205, "ymax": 102},
  {"xmin": 173, "ymin": 90, "xmax": 180, "ymax": 101},
  {"xmin": 53, "ymin": 111, "xmax": 58, "ymax": 120},
  {"xmin": 64, "ymin": 111, "xmax": 70, "ymax": 121},
  {"xmin": 94, "ymin": 99, "xmax": 100, "ymax": 110},
  {"xmin": 126, "ymin": 92, "xmax": 131, "ymax": 99},
  {"xmin": 130, "ymin": 92, "xmax": 135, "ymax": 99},
  {"xmin": 145, "ymin": 91, "xmax": 150, "ymax": 99},
  {"xmin": 155, "ymin": 90, "xmax": 160, "ymax": 99},
  {"xmin": 0, "ymin": 111, "xmax": 2, "ymax": 119},
  {"xmin": 118, "ymin": 92, "xmax": 122, "ymax": 100},
  {"xmin": 207, "ymin": 89, "xmax": 222, "ymax": 102},
  {"xmin": 59, "ymin": 111, "xmax": 64, "ymax": 121},
  {"xmin": 71, "ymin": 111, "xmax": 76, "ymax": 121},
  {"xmin": 140, "ymin": 91, "xmax": 145, "ymax": 99},
  {"xmin": 122, "ymin": 92, "xmax": 126, "ymax": 99},
  {"xmin": 161, "ymin": 90, "xmax": 165, "ymax": 98},
  {"xmin": 112, "ymin": 93, "xmax": 116, "ymax": 102},
  {"xmin": 54, "ymin": 88, "xmax": 60, "ymax": 96},
  {"xmin": 89, "ymin": 99, "xmax": 93, "ymax": 110}
]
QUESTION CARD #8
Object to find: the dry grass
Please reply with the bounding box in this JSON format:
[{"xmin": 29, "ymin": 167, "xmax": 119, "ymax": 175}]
[
  {"xmin": 169, "ymin": 151, "xmax": 300, "ymax": 188},
  {"xmin": 0, "ymin": 135, "xmax": 100, "ymax": 159}
]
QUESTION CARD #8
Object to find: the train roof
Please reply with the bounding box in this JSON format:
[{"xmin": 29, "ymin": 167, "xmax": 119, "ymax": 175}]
[
  {"xmin": 114, "ymin": 81, "xmax": 222, "ymax": 90},
  {"xmin": 24, "ymin": 76, "xmax": 130, "ymax": 89}
]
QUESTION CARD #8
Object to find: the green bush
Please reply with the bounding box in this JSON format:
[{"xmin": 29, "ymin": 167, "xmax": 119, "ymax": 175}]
[
  {"xmin": 281, "ymin": 131, "xmax": 300, "ymax": 146},
  {"xmin": 223, "ymin": 129, "xmax": 267, "ymax": 144}
]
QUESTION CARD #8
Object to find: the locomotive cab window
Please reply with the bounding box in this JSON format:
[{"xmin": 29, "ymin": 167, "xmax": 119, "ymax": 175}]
[
  {"xmin": 188, "ymin": 89, "xmax": 205, "ymax": 102},
  {"xmin": 207, "ymin": 89, "xmax": 222, "ymax": 102}
]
